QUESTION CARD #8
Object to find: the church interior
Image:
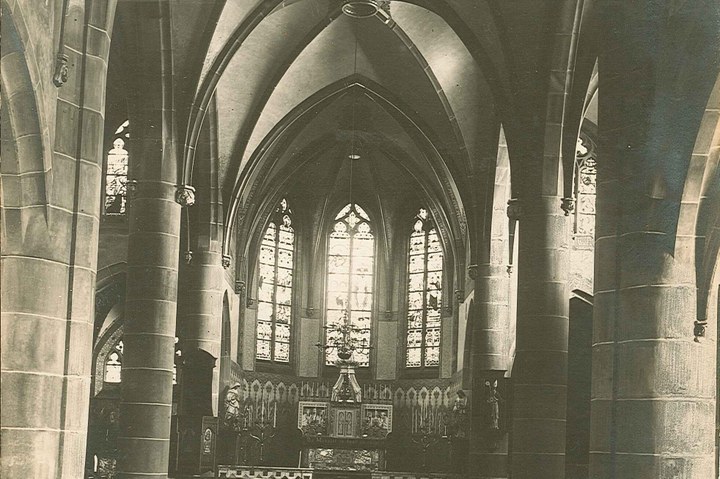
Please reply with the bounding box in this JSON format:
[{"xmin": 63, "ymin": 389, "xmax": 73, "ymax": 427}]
[{"xmin": 1, "ymin": 1, "xmax": 719, "ymax": 478}]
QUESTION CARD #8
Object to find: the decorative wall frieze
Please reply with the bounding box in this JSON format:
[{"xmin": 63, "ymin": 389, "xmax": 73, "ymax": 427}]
[{"xmin": 232, "ymin": 372, "xmax": 453, "ymax": 411}]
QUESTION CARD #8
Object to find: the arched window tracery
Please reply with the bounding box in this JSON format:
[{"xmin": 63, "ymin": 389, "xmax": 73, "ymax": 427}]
[
  {"xmin": 325, "ymin": 203, "xmax": 374, "ymax": 367},
  {"xmin": 256, "ymin": 198, "xmax": 295, "ymax": 363},
  {"xmin": 405, "ymin": 208, "xmax": 443, "ymax": 369},
  {"xmin": 104, "ymin": 340, "xmax": 123, "ymax": 384}
]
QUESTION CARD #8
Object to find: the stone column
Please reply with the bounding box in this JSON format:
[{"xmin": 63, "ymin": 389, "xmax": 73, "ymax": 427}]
[
  {"xmin": 116, "ymin": 179, "xmax": 184, "ymax": 478},
  {"xmin": 470, "ymin": 262, "xmax": 510, "ymax": 477},
  {"xmin": 510, "ymin": 196, "xmax": 569, "ymax": 479},
  {"xmin": 588, "ymin": 3, "xmax": 719, "ymax": 477},
  {"xmin": 116, "ymin": 4, "xmax": 182, "ymax": 476},
  {"xmin": 177, "ymin": 249, "xmax": 224, "ymax": 414},
  {"xmin": 590, "ymin": 209, "xmax": 716, "ymax": 477},
  {"xmin": 1, "ymin": 2, "xmax": 110, "ymax": 477}
]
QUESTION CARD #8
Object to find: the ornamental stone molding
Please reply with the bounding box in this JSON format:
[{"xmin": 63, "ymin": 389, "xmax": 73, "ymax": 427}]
[
  {"xmin": 561, "ymin": 197, "xmax": 575, "ymax": 216},
  {"xmin": 126, "ymin": 179, "xmax": 138, "ymax": 198},
  {"xmin": 52, "ymin": 52, "xmax": 69, "ymax": 87},
  {"xmin": 506, "ymin": 198, "xmax": 522, "ymax": 221},
  {"xmin": 454, "ymin": 290, "xmax": 465, "ymax": 303},
  {"xmin": 467, "ymin": 264, "xmax": 478, "ymax": 280},
  {"xmin": 175, "ymin": 184, "xmax": 196, "ymax": 207},
  {"xmin": 694, "ymin": 320, "xmax": 707, "ymax": 342}
]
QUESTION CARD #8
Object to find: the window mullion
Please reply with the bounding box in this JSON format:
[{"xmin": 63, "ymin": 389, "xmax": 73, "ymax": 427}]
[
  {"xmin": 272, "ymin": 226, "xmax": 280, "ymax": 362},
  {"xmin": 421, "ymin": 227, "xmax": 429, "ymax": 368},
  {"xmin": 347, "ymin": 220, "xmax": 354, "ymax": 323}
]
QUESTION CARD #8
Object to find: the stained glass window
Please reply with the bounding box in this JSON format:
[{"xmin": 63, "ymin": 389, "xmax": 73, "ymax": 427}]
[
  {"xmin": 256, "ymin": 198, "xmax": 295, "ymax": 363},
  {"xmin": 406, "ymin": 208, "xmax": 443, "ymax": 368},
  {"xmin": 104, "ymin": 120, "xmax": 130, "ymax": 215},
  {"xmin": 104, "ymin": 340, "xmax": 123, "ymax": 383},
  {"xmin": 103, "ymin": 337, "xmax": 179, "ymax": 385},
  {"xmin": 325, "ymin": 204, "xmax": 374, "ymax": 367},
  {"xmin": 574, "ymin": 132, "xmax": 597, "ymax": 244}
]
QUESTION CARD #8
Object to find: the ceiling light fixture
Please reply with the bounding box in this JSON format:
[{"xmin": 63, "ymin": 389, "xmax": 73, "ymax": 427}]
[{"xmin": 342, "ymin": 0, "xmax": 381, "ymax": 18}]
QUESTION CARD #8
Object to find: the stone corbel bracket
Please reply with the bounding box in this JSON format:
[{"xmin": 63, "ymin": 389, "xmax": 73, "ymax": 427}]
[{"xmin": 175, "ymin": 185, "xmax": 196, "ymax": 207}]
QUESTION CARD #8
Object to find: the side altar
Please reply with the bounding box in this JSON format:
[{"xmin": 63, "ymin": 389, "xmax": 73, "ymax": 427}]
[{"xmin": 296, "ymin": 362, "xmax": 392, "ymax": 472}]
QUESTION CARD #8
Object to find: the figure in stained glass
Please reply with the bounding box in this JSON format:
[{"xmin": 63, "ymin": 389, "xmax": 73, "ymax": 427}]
[
  {"xmin": 104, "ymin": 121, "xmax": 130, "ymax": 215},
  {"xmin": 325, "ymin": 203, "xmax": 374, "ymax": 367},
  {"xmin": 406, "ymin": 208, "xmax": 444, "ymax": 369},
  {"xmin": 255, "ymin": 199, "xmax": 295, "ymax": 363}
]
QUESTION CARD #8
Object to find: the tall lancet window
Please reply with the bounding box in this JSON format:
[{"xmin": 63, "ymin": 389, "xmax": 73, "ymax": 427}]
[
  {"xmin": 104, "ymin": 120, "xmax": 130, "ymax": 215},
  {"xmin": 256, "ymin": 198, "xmax": 295, "ymax": 363},
  {"xmin": 325, "ymin": 203, "xmax": 374, "ymax": 367},
  {"xmin": 406, "ymin": 208, "xmax": 443, "ymax": 368}
]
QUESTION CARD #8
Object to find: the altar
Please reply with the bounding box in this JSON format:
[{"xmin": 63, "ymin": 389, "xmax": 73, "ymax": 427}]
[{"xmin": 295, "ymin": 363, "xmax": 392, "ymax": 472}]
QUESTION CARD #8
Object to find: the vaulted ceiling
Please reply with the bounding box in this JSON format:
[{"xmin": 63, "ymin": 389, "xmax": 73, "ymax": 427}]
[{"xmin": 109, "ymin": 0, "xmax": 593, "ymax": 264}]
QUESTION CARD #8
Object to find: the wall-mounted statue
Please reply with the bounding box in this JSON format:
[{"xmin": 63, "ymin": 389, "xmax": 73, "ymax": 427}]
[
  {"xmin": 483, "ymin": 379, "xmax": 504, "ymax": 451},
  {"xmin": 485, "ymin": 380, "xmax": 501, "ymax": 431},
  {"xmin": 447, "ymin": 390, "xmax": 468, "ymax": 439},
  {"xmin": 223, "ymin": 383, "xmax": 243, "ymax": 431}
]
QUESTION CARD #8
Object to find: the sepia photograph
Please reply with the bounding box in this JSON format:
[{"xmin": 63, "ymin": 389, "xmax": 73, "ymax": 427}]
[{"xmin": 1, "ymin": 0, "xmax": 719, "ymax": 478}]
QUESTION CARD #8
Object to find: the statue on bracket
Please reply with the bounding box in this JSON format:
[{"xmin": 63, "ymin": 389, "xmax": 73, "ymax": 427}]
[
  {"xmin": 223, "ymin": 384, "xmax": 243, "ymax": 431},
  {"xmin": 446, "ymin": 390, "xmax": 468, "ymax": 439},
  {"xmin": 483, "ymin": 379, "xmax": 504, "ymax": 451}
]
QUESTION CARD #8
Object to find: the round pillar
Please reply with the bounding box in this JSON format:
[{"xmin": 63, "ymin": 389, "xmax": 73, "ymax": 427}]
[
  {"xmin": 510, "ymin": 196, "xmax": 570, "ymax": 479},
  {"xmin": 470, "ymin": 262, "xmax": 510, "ymax": 477},
  {"xmin": 117, "ymin": 181, "xmax": 181, "ymax": 478},
  {"xmin": 177, "ymin": 249, "xmax": 224, "ymax": 415}
]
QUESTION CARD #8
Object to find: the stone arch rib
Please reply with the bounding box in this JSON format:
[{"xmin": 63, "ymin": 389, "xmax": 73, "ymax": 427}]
[{"xmin": 1, "ymin": 2, "xmax": 51, "ymax": 222}]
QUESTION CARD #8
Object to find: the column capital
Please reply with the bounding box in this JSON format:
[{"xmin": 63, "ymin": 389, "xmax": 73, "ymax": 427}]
[
  {"xmin": 560, "ymin": 197, "xmax": 575, "ymax": 216},
  {"xmin": 693, "ymin": 320, "xmax": 707, "ymax": 342},
  {"xmin": 221, "ymin": 254, "xmax": 232, "ymax": 269},
  {"xmin": 127, "ymin": 179, "xmax": 139, "ymax": 199},
  {"xmin": 506, "ymin": 198, "xmax": 522, "ymax": 221},
  {"xmin": 183, "ymin": 250, "xmax": 193, "ymax": 264},
  {"xmin": 175, "ymin": 184, "xmax": 196, "ymax": 207},
  {"xmin": 467, "ymin": 264, "xmax": 478, "ymax": 279},
  {"xmin": 53, "ymin": 52, "xmax": 69, "ymax": 87},
  {"xmin": 234, "ymin": 280, "xmax": 246, "ymax": 295}
]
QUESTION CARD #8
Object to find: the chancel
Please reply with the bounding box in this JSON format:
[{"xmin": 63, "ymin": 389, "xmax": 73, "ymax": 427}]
[{"xmin": 1, "ymin": 1, "xmax": 719, "ymax": 479}]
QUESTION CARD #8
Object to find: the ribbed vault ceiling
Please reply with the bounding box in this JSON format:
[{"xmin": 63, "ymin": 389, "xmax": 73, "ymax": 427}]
[{"xmin": 159, "ymin": 0, "xmax": 573, "ymax": 257}]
